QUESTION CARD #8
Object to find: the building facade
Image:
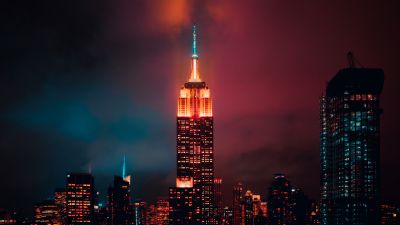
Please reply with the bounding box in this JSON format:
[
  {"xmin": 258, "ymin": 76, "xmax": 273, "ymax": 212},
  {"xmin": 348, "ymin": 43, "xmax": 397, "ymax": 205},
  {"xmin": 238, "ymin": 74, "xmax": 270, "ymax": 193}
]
[
  {"xmin": 232, "ymin": 182, "xmax": 243, "ymax": 225},
  {"xmin": 267, "ymin": 174, "xmax": 295, "ymax": 225},
  {"xmin": 320, "ymin": 62, "xmax": 384, "ymax": 225},
  {"xmin": 169, "ymin": 25, "xmax": 215, "ymax": 225},
  {"xmin": 66, "ymin": 173, "xmax": 95, "ymax": 224},
  {"xmin": 214, "ymin": 178, "xmax": 223, "ymax": 224},
  {"xmin": 107, "ymin": 176, "xmax": 131, "ymax": 225}
]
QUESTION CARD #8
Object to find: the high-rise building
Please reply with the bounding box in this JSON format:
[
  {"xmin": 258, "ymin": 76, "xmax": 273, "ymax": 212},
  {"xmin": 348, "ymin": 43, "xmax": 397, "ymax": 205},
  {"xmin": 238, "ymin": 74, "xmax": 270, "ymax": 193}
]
[
  {"xmin": 320, "ymin": 55, "xmax": 384, "ymax": 225},
  {"xmin": 214, "ymin": 178, "xmax": 223, "ymax": 224},
  {"xmin": 66, "ymin": 173, "xmax": 95, "ymax": 224},
  {"xmin": 252, "ymin": 194, "xmax": 261, "ymax": 217},
  {"xmin": 33, "ymin": 200, "xmax": 62, "ymax": 225},
  {"xmin": 107, "ymin": 176, "xmax": 131, "ymax": 225},
  {"xmin": 222, "ymin": 207, "xmax": 233, "ymax": 225},
  {"xmin": 267, "ymin": 174, "xmax": 294, "ymax": 225},
  {"xmin": 169, "ymin": 25, "xmax": 215, "ymax": 225},
  {"xmin": 134, "ymin": 201, "xmax": 147, "ymax": 225},
  {"xmin": 232, "ymin": 182, "xmax": 243, "ymax": 225},
  {"xmin": 259, "ymin": 202, "xmax": 268, "ymax": 218},
  {"xmin": 244, "ymin": 190, "xmax": 254, "ymax": 225}
]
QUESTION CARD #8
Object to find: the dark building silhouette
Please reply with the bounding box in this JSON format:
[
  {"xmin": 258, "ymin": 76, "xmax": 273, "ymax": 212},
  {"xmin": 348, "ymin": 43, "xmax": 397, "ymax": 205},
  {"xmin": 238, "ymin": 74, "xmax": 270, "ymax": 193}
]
[
  {"xmin": 222, "ymin": 206, "xmax": 233, "ymax": 225},
  {"xmin": 232, "ymin": 182, "xmax": 243, "ymax": 225},
  {"xmin": 267, "ymin": 174, "xmax": 295, "ymax": 225},
  {"xmin": 243, "ymin": 190, "xmax": 253, "ymax": 225},
  {"xmin": 253, "ymin": 210, "xmax": 267, "ymax": 225},
  {"xmin": 169, "ymin": 25, "xmax": 215, "ymax": 225},
  {"xmin": 320, "ymin": 56, "xmax": 384, "ymax": 225},
  {"xmin": 66, "ymin": 173, "xmax": 95, "ymax": 224},
  {"xmin": 107, "ymin": 176, "xmax": 131, "ymax": 225}
]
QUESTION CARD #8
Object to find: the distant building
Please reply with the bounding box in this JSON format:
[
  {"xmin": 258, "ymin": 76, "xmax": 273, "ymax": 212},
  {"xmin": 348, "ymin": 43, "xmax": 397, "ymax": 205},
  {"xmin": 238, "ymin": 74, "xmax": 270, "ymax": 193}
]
[
  {"xmin": 291, "ymin": 188, "xmax": 311, "ymax": 225},
  {"xmin": 380, "ymin": 204, "xmax": 399, "ymax": 225},
  {"xmin": 33, "ymin": 200, "xmax": 62, "ymax": 224},
  {"xmin": 252, "ymin": 194, "xmax": 261, "ymax": 217},
  {"xmin": 155, "ymin": 199, "xmax": 169, "ymax": 225},
  {"xmin": 243, "ymin": 190, "xmax": 253, "ymax": 225},
  {"xmin": 320, "ymin": 56, "xmax": 384, "ymax": 225},
  {"xmin": 66, "ymin": 173, "xmax": 95, "ymax": 224},
  {"xmin": 134, "ymin": 201, "xmax": 147, "ymax": 225},
  {"xmin": 93, "ymin": 203, "xmax": 107, "ymax": 225},
  {"xmin": 268, "ymin": 174, "xmax": 294, "ymax": 225},
  {"xmin": 0, "ymin": 208, "xmax": 17, "ymax": 224},
  {"xmin": 214, "ymin": 178, "xmax": 223, "ymax": 224},
  {"xmin": 107, "ymin": 176, "xmax": 131, "ymax": 225},
  {"xmin": 253, "ymin": 210, "xmax": 267, "ymax": 225},
  {"xmin": 259, "ymin": 202, "xmax": 267, "ymax": 218},
  {"xmin": 222, "ymin": 207, "xmax": 233, "ymax": 225},
  {"xmin": 232, "ymin": 182, "xmax": 243, "ymax": 225},
  {"xmin": 308, "ymin": 201, "xmax": 320, "ymax": 225},
  {"xmin": 146, "ymin": 204, "xmax": 157, "ymax": 225}
]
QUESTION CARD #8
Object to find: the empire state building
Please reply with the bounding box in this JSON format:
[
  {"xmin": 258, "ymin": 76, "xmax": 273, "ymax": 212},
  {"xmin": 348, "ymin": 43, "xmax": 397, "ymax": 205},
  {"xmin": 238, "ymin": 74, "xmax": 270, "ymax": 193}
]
[{"xmin": 169, "ymin": 26, "xmax": 216, "ymax": 225}]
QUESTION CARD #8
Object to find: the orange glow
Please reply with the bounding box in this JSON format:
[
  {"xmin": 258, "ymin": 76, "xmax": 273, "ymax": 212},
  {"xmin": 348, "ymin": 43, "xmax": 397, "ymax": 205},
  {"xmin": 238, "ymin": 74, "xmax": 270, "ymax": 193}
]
[
  {"xmin": 124, "ymin": 175, "xmax": 131, "ymax": 184},
  {"xmin": 190, "ymin": 58, "xmax": 201, "ymax": 82},
  {"xmin": 177, "ymin": 87, "xmax": 212, "ymax": 117},
  {"xmin": 199, "ymin": 88, "xmax": 212, "ymax": 117},
  {"xmin": 176, "ymin": 177, "xmax": 193, "ymax": 188}
]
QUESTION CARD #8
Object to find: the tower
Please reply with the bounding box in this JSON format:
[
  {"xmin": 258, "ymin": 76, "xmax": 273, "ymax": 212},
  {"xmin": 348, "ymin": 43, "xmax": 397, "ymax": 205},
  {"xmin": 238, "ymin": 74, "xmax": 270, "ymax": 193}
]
[
  {"xmin": 107, "ymin": 157, "xmax": 132, "ymax": 225},
  {"xmin": 232, "ymin": 182, "xmax": 243, "ymax": 225},
  {"xmin": 66, "ymin": 173, "xmax": 95, "ymax": 224},
  {"xmin": 267, "ymin": 174, "xmax": 295, "ymax": 225},
  {"xmin": 170, "ymin": 25, "xmax": 215, "ymax": 225},
  {"xmin": 320, "ymin": 60, "xmax": 384, "ymax": 225}
]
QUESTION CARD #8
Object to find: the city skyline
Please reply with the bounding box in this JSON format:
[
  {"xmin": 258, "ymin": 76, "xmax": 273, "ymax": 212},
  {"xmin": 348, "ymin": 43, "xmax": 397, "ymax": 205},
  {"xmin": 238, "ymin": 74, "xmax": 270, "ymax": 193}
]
[{"xmin": 1, "ymin": 0, "xmax": 400, "ymax": 219}]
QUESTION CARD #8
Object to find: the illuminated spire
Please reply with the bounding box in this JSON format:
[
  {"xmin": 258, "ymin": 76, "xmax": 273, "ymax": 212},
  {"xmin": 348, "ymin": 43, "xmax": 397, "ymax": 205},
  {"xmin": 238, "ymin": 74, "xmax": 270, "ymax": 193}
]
[
  {"xmin": 190, "ymin": 25, "xmax": 200, "ymax": 82},
  {"xmin": 192, "ymin": 25, "xmax": 198, "ymax": 59},
  {"xmin": 122, "ymin": 155, "xmax": 126, "ymax": 178}
]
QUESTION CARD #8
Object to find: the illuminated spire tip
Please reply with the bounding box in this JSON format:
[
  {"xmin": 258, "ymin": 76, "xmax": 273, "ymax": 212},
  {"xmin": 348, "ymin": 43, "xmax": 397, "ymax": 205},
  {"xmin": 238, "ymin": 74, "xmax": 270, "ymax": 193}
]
[
  {"xmin": 190, "ymin": 25, "xmax": 200, "ymax": 82},
  {"xmin": 192, "ymin": 25, "xmax": 198, "ymax": 58}
]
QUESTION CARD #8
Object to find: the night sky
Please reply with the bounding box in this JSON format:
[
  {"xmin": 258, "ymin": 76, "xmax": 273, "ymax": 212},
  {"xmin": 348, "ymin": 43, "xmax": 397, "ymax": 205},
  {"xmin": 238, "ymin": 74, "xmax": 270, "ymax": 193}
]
[{"xmin": 1, "ymin": 0, "xmax": 400, "ymax": 213}]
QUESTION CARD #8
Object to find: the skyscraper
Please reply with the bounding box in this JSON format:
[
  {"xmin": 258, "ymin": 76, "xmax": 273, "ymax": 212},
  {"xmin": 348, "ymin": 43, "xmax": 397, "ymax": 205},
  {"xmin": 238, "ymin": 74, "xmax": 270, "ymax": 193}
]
[
  {"xmin": 267, "ymin": 174, "xmax": 295, "ymax": 225},
  {"xmin": 107, "ymin": 176, "xmax": 131, "ymax": 225},
  {"xmin": 232, "ymin": 182, "xmax": 243, "ymax": 225},
  {"xmin": 170, "ymin": 25, "xmax": 215, "ymax": 225},
  {"xmin": 66, "ymin": 173, "xmax": 95, "ymax": 224},
  {"xmin": 320, "ymin": 54, "xmax": 384, "ymax": 225},
  {"xmin": 107, "ymin": 157, "xmax": 132, "ymax": 225}
]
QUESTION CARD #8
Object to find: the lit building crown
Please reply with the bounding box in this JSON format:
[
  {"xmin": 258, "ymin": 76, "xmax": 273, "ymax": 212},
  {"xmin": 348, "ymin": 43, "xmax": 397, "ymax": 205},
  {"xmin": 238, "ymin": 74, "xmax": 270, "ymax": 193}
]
[{"xmin": 177, "ymin": 25, "xmax": 212, "ymax": 118}]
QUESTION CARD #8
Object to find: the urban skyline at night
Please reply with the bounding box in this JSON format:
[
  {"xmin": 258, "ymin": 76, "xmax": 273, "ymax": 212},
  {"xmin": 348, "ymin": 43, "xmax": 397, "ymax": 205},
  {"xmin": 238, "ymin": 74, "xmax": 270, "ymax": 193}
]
[{"xmin": 1, "ymin": 1, "xmax": 400, "ymax": 224}]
